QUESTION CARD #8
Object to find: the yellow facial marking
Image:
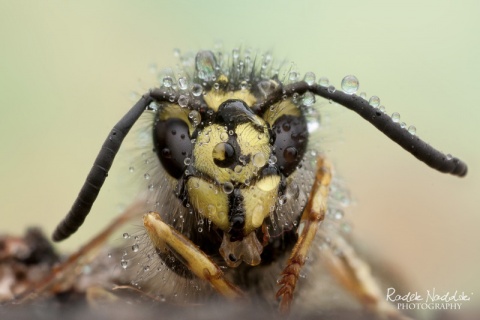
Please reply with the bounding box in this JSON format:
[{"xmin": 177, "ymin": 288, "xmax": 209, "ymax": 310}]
[
  {"xmin": 263, "ymin": 100, "xmax": 301, "ymax": 125},
  {"xmin": 255, "ymin": 175, "xmax": 280, "ymax": 192},
  {"xmin": 242, "ymin": 175, "xmax": 281, "ymax": 233},
  {"xmin": 193, "ymin": 123, "xmax": 270, "ymax": 184},
  {"xmin": 251, "ymin": 204, "xmax": 265, "ymax": 230},
  {"xmin": 158, "ymin": 103, "xmax": 192, "ymax": 125},
  {"xmin": 187, "ymin": 177, "xmax": 229, "ymax": 230}
]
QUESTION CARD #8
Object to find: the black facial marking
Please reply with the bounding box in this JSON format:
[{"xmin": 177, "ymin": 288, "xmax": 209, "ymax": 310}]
[
  {"xmin": 154, "ymin": 117, "xmax": 192, "ymax": 179},
  {"xmin": 216, "ymin": 99, "xmax": 264, "ymax": 132},
  {"xmin": 210, "ymin": 130, "xmax": 246, "ymax": 171},
  {"xmin": 212, "ymin": 142, "xmax": 236, "ymax": 168},
  {"xmin": 228, "ymin": 189, "xmax": 246, "ymax": 242}
]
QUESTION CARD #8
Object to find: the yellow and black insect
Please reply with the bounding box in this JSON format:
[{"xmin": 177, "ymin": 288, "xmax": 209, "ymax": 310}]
[{"xmin": 52, "ymin": 47, "xmax": 467, "ymax": 317}]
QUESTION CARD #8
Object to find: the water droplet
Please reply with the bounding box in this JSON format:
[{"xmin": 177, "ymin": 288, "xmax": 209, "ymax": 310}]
[
  {"xmin": 278, "ymin": 195, "xmax": 287, "ymax": 206},
  {"xmin": 198, "ymin": 227, "xmax": 203, "ymax": 233},
  {"xmin": 359, "ymin": 92, "xmax": 367, "ymax": 99},
  {"xmin": 232, "ymin": 48, "xmax": 240, "ymax": 59},
  {"xmin": 302, "ymin": 92, "xmax": 315, "ymax": 106},
  {"xmin": 123, "ymin": 233, "xmax": 130, "ymax": 239},
  {"xmin": 446, "ymin": 154, "xmax": 453, "ymax": 160},
  {"xmin": 408, "ymin": 125, "xmax": 416, "ymax": 135},
  {"xmin": 184, "ymin": 157, "xmax": 191, "ymax": 165},
  {"xmin": 252, "ymin": 152, "xmax": 267, "ymax": 167},
  {"xmin": 327, "ymin": 85, "xmax": 336, "ymax": 93},
  {"xmin": 132, "ymin": 244, "xmax": 139, "ymax": 252},
  {"xmin": 391, "ymin": 112, "xmax": 400, "ymax": 122},
  {"xmin": 129, "ymin": 166, "xmax": 135, "ymax": 173},
  {"xmin": 307, "ymin": 117, "xmax": 319, "ymax": 132},
  {"xmin": 189, "ymin": 110, "xmax": 201, "ymax": 126},
  {"xmin": 304, "ymin": 72, "xmax": 316, "ymax": 86},
  {"xmin": 220, "ymin": 132, "xmax": 229, "ymax": 142},
  {"xmin": 234, "ymin": 165, "xmax": 243, "ymax": 173},
  {"xmin": 222, "ymin": 182, "xmax": 234, "ymax": 194},
  {"xmin": 318, "ymin": 77, "xmax": 329, "ymax": 87},
  {"xmin": 143, "ymin": 265, "xmax": 150, "ymax": 272},
  {"xmin": 240, "ymin": 81, "xmax": 248, "ymax": 90},
  {"xmin": 178, "ymin": 95, "xmax": 189, "ymax": 108},
  {"xmin": 258, "ymin": 80, "xmax": 275, "ymax": 97},
  {"xmin": 379, "ymin": 105, "xmax": 386, "ymax": 113},
  {"xmin": 289, "ymin": 71, "xmax": 298, "ymax": 81},
  {"xmin": 284, "ymin": 147, "xmax": 298, "ymax": 163},
  {"xmin": 178, "ymin": 77, "xmax": 188, "ymax": 90},
  {"xmin": 239, "ymin": 155, "xmax": 247, "ymax": 165},
  {"xmin": 400, "ymin": 122, "xmax": 407, "ymax": 129},
  {"xmin": 144, "ymin": 173, "xmax": 150, "ymax": 180},
  {"xmin": 162, "ymin": 148, "xmax": 171, "ymax": 158},
  {"xmin": 334, "ymin": 210, "xmax": 344, "ymax": 220},
  {"xmin": 341, "ymin": 75, "xmax": 359, "ymax": 94},
  {"xmin": 192, "ymin": 84, "xmax": 203, "ymax": 97},
  {"xmin": 163, "ymin": 76, "xmax": 173, "ymax": 88},
  {"xmin": 369, "ymin": 96, "xmax": 380, "ymax": 108},
  {"xmin": 148, "ymin": 102, "xmax": 159, "ymax": 111},
  {"xmin": 196, "ymin": 51, "xmax": 217, "ymax": 81},
  {"xmin": 107, "ymin": 253, "xmax": 112, "ymax": 258},
  {"xmin": 207, "ymin": 204, "xmax": 216, "ymax": 215},
  {"xmin": 121, "ymin": 259, "xmax": 128, "ymax": 269},
  {"xmin": 268, "ymin": 155, "xmax": 278, "ymax": 165}
]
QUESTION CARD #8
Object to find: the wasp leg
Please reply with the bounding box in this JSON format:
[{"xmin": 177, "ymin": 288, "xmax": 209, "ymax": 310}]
[
  {"xmin": 321, "ymin": 233, "xmax": 411, "ymax": 320},
  {"xmin": 276, "ymin": 157, "xmax": 332, "ymax": 314},
  {"xmin": 13, "ymin": 200, "xmax": 142, "ymax": 304},
  {"xmin": 143, "ymin": 212, "xmax": 244, "ymax": 300}
]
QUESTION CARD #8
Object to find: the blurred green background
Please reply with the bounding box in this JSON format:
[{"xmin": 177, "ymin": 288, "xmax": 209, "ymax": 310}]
[{"xmin": 1, "ymin": 0, "xmax": 479, "ymax": 315}]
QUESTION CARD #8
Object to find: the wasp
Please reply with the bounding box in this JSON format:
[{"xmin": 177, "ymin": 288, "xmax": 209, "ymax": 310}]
[{"xmin": 50, "ymin": 47, "xmax": 467, "ymax": 318}]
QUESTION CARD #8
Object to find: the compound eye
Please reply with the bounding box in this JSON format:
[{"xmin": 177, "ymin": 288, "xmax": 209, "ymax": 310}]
[
  {"xmin": 272, "ymin": 115, "xmax": 308, "ymax": 176},
  {"xmin": 154, "ymin": 118, "xmax": 192, "ymax": 179},
  {"xmin": 212, "ymin": 142, "xmax": 236, "ymax": 168}
]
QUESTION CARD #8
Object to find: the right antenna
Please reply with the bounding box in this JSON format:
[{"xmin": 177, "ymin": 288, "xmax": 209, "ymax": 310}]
[{"xmin": 253, "ymin": 80, "xmax": 468, "ymax": 177}]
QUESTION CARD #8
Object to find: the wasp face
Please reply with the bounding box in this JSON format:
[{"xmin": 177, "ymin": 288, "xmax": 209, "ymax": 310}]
[
  {"xmin": 152, "ymin": 50, "xmax": 310, "ymax": 267},
  {"xmin": 50, "ymin": 44, "xmax": 467, "ymax": 315}
]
